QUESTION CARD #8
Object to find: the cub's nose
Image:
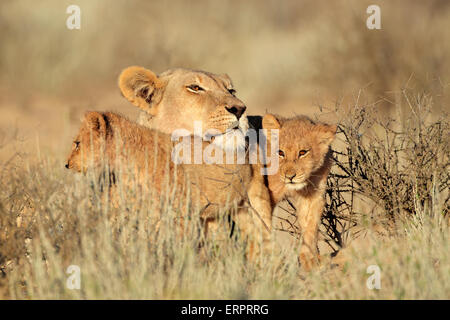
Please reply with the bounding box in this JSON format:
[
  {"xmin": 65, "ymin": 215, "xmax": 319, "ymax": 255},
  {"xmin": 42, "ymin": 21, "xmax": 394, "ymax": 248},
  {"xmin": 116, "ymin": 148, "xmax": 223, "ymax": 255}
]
[
  {"xmin": 65, "ymin": 163, "xmax": 69, "ymax": 169},
  {"xmin": 226, "ymin": 105, "xmax": 246, "ymax": 120},
  {"xmin": 285, "ymin": 172, "xmax": 296, "ymax": 181}
]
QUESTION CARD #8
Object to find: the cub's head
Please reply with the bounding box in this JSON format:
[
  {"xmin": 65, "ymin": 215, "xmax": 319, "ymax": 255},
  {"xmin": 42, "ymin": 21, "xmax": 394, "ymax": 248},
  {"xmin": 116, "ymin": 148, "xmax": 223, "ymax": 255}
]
[
  {"xmin": 118, "ymin": 66, "xmax": 248, "ymax": 150},
  {"xmin": 263, "ymin": 114, "xmax": 336, "ymax": 190},
  {"xmin": 65, "ymin": 111, "xmax": 111, "ymax": 172}
]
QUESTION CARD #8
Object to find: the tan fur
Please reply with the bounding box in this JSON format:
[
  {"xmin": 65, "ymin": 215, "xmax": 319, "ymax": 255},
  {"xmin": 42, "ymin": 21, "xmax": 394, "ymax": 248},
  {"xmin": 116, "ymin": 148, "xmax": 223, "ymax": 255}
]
[
  {"xmin": 118, "ymin": 66, "xmax": 272, "ymax": 253},
  {"xmin": 66, "ymin": 111, "xmax": 179, "ymax": 196},
  {"xmin": 118, "ymin": 66, "xmax": 248, "ymax": 137},
  {"xmin": 66, "ymin": 111, "xmax": 271, "ymax": 238},
  {"xmin": 262, "ymin": 114, "xmax": 337, "ymax": 271}
]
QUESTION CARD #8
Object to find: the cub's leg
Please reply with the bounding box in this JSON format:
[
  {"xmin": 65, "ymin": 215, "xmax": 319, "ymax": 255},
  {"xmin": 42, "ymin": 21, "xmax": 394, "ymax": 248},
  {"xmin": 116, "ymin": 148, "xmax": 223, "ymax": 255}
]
[{"xmin": 296, "ymin": 194, "xmax": 324, "ymax": 271}]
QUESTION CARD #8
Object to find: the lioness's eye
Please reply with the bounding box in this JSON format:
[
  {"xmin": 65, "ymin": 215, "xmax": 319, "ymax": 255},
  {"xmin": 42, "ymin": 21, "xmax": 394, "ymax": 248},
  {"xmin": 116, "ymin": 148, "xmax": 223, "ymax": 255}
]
[
  {"xmin": 228, "ymin": 88, "xmax": 236, "ymax": 95},
  {"xmin": 187, "ymin": 84, "xmax": 204, "ymax": 93},
  {"xmin": 74, "ymin": 141, "xmax": 80, "ymax": 149},
  {"xmin": 278, "ymin": 150, "xmax": 285, "ymax": 158},
  {"xmin": 298, "ymin": 149, "xmax": 308, "ymax": 158}
]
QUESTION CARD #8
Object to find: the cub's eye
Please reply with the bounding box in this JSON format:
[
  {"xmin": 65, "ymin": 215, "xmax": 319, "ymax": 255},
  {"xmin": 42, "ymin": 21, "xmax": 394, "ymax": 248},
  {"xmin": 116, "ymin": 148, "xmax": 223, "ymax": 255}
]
[
  {"xmin": 74, "ymin": 141, "xmax": 80, "ymax": 149},
  {"xmin": 187, "ymin": 84, "xmax": 204, "ymax": 93},
  {"xmin": 228, "ymin": 88, "xmax": 236, "ymax": 95},
  {"xmin": 278, "ymin": 150, "xmax": 285, "ymax": 158},
  {"xmin": 298, "ymin": 149, "xmax": 309, "ymax": 158}
]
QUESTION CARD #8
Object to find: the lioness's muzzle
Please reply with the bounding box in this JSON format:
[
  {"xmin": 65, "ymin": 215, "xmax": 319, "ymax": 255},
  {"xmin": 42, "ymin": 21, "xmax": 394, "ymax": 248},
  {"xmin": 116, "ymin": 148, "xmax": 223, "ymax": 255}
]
[{"xmin": 227, "ymin": 121, "xmax": 240, "ymax": 130}]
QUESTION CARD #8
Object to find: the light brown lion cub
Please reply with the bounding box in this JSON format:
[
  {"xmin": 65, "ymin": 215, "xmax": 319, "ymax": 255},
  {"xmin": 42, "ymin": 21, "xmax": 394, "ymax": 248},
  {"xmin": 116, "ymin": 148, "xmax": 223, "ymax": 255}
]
[
  {"xmin": 66, "ymin": 111, "xmax": 271, "ymax": 236},
  {"xmin": 262, "ymin": 114, "xmax": 337, "ymax": 271}
]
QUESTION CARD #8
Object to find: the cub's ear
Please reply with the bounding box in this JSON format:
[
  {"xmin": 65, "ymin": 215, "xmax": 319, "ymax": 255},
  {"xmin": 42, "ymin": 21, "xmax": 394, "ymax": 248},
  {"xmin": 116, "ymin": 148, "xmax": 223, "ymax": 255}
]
[
  {"xmin": 118, "ymin": 66, "xmax": 165, "ymax": 115},
  {"xmin": 318, "ymin": 124, "xmax": 337, "ymax": 145},
  {"xmin": 84, "ymin": 111, "xmax": 107, "ymax": 136},
  {"xmin": 262, "ymin": 114, "xmax": 281, "ymax": 130}
]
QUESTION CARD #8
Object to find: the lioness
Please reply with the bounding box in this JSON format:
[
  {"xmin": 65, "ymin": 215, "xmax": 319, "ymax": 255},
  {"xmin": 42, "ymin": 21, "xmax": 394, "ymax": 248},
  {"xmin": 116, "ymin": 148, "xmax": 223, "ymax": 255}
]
[
  {"xmin": 65, "ymin": 111, "xmax": 271, "ymax": 238},
  {"xmin": 119, "ymin": 66, "xmax": 248, "ymax": 151},
  {"xmin": 118, "ymin": 66, "xmax": 273, "ymax": 245},
  {"xmin": 262, "ymin": 114, "xmax": 337, "ymax": 271}
]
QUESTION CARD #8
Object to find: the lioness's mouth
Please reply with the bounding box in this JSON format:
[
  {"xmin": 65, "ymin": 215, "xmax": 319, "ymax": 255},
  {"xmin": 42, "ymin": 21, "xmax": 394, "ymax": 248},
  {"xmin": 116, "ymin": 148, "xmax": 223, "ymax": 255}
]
[
  {"xmin": 227, "ymin": 127, "xmax": 243, "ymax": 135},
  {"xmin": 204, "ymin": 122, "xmax": 243, "ymax": 139},
  {"xmin": 227, "ymin": 121, "xmax": 240, "ymax": 130}
]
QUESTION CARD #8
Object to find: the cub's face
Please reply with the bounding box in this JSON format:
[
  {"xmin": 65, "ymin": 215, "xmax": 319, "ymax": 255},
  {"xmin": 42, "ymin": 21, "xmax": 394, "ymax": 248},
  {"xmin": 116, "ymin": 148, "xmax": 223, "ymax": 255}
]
[
  {"xmin": 65, "ymin": 112, "xmax": 108, "ymax": 172},
  {"xmin": 263, "ymin": 114, "xmax": 336, "ymax": 190}
]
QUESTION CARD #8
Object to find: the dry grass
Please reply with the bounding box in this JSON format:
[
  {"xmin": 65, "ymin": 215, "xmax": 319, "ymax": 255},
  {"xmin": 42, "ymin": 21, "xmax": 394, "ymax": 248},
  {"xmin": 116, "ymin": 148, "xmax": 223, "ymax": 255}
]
[
  {"xmin": 334, "ymin": 89, "xmax": 449, "ymax": 219},
  {"xmin": 1, "ymin": 91, "xmax": 448, "ymax": 299},
  {"xmin": 0, "ymin": 0, "xmax": 449, "ymax": 300}
]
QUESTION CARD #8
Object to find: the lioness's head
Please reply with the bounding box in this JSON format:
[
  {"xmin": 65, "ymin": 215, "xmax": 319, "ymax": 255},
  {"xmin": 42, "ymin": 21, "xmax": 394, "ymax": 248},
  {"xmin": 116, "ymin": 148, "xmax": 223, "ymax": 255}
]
[
  {"xmin": 65, "ymin": 111, "xmax": 111, "ymax": 172},
  {"xmin": 263, "ymin": 114, "xmax": 336, "ymax": 190},
  {"xmin": 119, "ymin": 66, "xmax": 248, "ymax": 149}
]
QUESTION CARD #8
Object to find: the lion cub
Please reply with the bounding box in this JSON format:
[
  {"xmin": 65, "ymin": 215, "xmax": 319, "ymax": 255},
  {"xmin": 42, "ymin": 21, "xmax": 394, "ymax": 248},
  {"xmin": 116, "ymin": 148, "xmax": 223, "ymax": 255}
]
[
  {"xmin": 262, "ymin": 114, "xmax": 337, "ymax": 271},
  {"xmin": 66, "ymin": 111, "xmax": 271, "ymax": 236}
]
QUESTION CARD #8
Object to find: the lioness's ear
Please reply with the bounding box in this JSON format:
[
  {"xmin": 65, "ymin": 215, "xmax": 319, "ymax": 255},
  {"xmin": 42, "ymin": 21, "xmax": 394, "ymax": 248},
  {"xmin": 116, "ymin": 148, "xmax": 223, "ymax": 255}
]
[
  {"xmin": 262, "ymin": 114, "xmax": 281, "ymax": 130},
  {"xmin": 318, "ymin": 124, "xmax": 337, "ymax": 145},
  {"xmin": 84, "ymin": 111, "xmax": 107, "ymax": 136},
  {"xmin": 118, "ymin": 66, "xmax": 165, "ymax": 115}
]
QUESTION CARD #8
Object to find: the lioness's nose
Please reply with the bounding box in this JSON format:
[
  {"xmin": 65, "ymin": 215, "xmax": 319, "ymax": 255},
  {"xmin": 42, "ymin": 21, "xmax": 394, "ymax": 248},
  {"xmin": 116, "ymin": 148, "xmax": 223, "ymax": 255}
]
[{"xmin": 226, "ymin": 105, "xmax": 246, "ymax": 120}]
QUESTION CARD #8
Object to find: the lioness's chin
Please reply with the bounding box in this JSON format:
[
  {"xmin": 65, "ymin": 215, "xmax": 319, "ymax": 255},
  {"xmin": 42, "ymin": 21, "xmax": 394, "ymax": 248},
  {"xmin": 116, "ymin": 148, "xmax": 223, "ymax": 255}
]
[
  {"xmin": 211, "ymin": 129, "xmax": 247, "ymax": 153},
  {"xmin": 285, "ymin": 182, "xmax": 308, "ymax": 190}
]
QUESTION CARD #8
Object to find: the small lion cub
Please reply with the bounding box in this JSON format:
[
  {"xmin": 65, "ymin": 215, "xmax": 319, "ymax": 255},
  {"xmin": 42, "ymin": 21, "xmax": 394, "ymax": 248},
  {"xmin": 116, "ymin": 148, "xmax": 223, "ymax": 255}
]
[{"xmin": 262, "ymin": 114, "xmax": 337, "ymax": 271}]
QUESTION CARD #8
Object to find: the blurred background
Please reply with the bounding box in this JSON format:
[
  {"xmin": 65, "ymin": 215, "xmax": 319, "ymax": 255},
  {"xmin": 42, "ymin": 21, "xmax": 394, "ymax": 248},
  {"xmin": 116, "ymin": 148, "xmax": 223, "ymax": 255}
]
[{"xmin": 0, "ymin": 0, "xmax": 449, "ymax": 161}]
